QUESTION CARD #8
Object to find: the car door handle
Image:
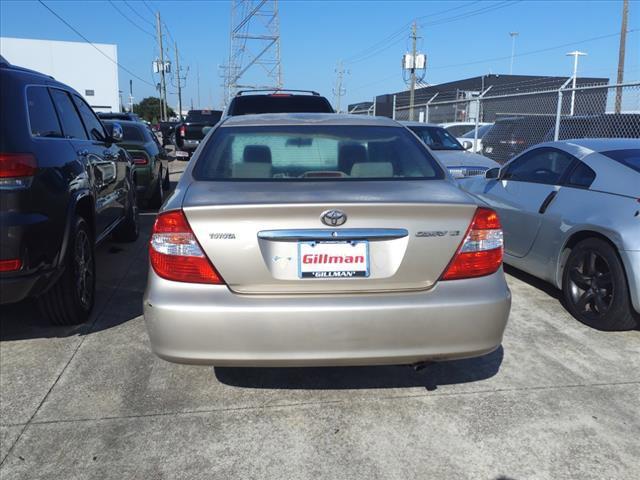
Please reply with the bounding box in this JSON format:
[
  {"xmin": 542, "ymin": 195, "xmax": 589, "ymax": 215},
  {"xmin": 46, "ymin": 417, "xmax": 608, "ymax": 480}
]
[
  {"xmin": 77, "ymin": 149, "xmax": 89, "ymax": 157},
  {"xmin": 538, "ymin": 191, "xmax": 558, "ymax": 214}
]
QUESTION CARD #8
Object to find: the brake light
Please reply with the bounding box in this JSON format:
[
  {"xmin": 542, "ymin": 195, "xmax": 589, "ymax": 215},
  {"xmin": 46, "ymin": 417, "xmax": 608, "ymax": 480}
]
[
  {"xmin": 270, "ymin": 93, "xmax": 292, "ymax": 97},
  {"xmin": 149, "ymin": 210, "xmax": 223, "ymax": 284},
  {"xmin": 0, "ymin": 259, "xmax": 21, "ymax": 272},
  {"xmin": 0, "ymin": 153, "xmax": 37, "ymax": 188},
  {"xmin": 179, "ymin": 125, "xmax": 186, "ymax": 137},
  {"xmin": 132, "ymin": 156, "xmax": 149, "ymax": 165},
  {"xmin": 441, "ymin": 208, "xmax": 503, "ymax": 280}
]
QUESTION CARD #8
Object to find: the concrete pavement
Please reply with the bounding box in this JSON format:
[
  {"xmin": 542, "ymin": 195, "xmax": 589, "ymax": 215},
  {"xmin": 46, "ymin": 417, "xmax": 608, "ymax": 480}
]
[{"xmin": 1, "ymin": 161, "xmax": 639, "ymax": 479}]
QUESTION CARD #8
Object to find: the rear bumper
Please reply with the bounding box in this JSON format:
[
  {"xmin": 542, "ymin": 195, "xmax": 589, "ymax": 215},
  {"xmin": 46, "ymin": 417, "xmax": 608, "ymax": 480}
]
[
  {"xmin": 619, "ymin": 250, "xmax": 640, "ymax": 314},
  {"xmin": 181, "ymin": 139, "xmax": 200, "ymax": 152},
  {"xmin": 0, "ymin": 269, "xmax": 57, "ymax": 305},
  {"xmin": 143, "ymin": 269, "xmax": 511, "ymax": 366}
]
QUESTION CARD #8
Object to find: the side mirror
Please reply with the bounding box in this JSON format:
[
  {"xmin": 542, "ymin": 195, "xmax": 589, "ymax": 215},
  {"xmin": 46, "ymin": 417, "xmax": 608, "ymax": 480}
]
[
  {"xmin": 105, "ymin": 122, "xmax": 123, "ymax": 143},
  {"xmin": 462, "ymin": 140, "xmax": 473, "ymax": 150},
  {"xmin": 485, "ymin": 167, "xmax": 500, "ymax": 179}
]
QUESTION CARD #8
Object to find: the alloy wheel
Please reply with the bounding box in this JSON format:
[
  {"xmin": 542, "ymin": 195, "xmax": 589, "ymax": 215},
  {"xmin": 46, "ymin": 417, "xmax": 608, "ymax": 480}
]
[
  {"xmin": 74, "ymin": 229, "xmax": 94, "ymax": 309},
  {"xmin": 567, "ymin": 249, "xmax": 613, "ymax": 320}
]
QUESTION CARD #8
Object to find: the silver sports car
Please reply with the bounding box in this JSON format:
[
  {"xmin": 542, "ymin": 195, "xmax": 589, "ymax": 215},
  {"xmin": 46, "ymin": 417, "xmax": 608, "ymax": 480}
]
[
  {"xmin": 460, "ymin": 139, "xmax": 640, "ymax": 331},
  {"xmin": 144, "ymin": 113, "xmax": 511, "ymax": 366}
]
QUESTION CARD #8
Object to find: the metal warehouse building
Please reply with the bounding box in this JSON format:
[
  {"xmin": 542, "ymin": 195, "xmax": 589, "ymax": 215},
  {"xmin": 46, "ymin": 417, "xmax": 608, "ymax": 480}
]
[
  {"xmin": 353, "ymin": 74, "xmax": 610, "ymax": 123},
  {"xmin": 0, "ymin": 37, "xmax": 120, "ymax": 113}
]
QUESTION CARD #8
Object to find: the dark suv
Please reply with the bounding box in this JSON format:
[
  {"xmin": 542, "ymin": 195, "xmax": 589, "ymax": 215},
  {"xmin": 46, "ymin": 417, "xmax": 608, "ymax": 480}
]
[
  {"xmin": 0, "ymin": 61, "xmax": 139, "ymax": 325},
  {"xmin": 481, "ymin": 116, "xmax": 557, "ymax": 164},
  {"xmin": 225, "ymin": 90, "xmax": 334, "ymax": 116}
]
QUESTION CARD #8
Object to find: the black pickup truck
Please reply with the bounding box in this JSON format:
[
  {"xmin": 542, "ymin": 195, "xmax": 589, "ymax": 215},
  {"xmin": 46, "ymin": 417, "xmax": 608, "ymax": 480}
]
[{"xmin": 175, "ymin": 110, "xmax": 222, "ymax": 159}]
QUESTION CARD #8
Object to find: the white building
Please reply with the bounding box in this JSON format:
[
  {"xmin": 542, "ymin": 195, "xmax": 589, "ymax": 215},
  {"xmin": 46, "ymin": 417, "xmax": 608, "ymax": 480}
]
[{"xmin": 0, "ymin": 37, "xmax": 120, "ymax": 112}]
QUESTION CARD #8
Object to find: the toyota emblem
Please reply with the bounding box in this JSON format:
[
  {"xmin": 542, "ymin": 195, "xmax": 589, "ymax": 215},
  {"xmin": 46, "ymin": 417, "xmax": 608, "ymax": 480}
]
[{"xmin": 321, "ymin": 209, "xmax": 347, "ymax": 227}]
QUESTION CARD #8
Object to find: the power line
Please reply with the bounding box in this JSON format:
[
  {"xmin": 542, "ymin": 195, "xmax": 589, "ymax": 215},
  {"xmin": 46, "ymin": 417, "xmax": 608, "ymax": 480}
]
[
  {"xmin": 37, "ymin": 0, "xmax": 154, "ymax": 87},
  {"xmin": 123, "ymin": 0, "xmax": 155, "ymax": 28},
  {"xmin": 142, "ymin": 0, "xmax": 156, "ymax": 16},
  {"xmin": 108, "ymin": 0, "xmax": 155, "ymax": 38}
]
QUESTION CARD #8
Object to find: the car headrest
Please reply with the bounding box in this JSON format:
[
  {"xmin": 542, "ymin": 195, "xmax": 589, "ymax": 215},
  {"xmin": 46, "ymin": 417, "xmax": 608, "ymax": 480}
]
[
  {"xmin": 243, "ymin": 145, "xmax": 272, "ymax": 164},
  {"xmin": 338, "ymin": 143, "xmax": 367, "ymax": 173},
  {"xmin": 350, "ymin": 162, "xmax": 394, "ymax": 178}
]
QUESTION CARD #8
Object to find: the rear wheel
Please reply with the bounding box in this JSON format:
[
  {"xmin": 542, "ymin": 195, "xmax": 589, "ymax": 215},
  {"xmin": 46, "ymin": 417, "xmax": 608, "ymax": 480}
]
[
  {"xmin": 38, "ymin": 217, "xmax": 95, "ymax": 326},
  {"xmin": 113, "ymin": 179, "xmax": 139, "ymax": 242},
  {"xmin": 162, "ymin": 166, "xmax": 171, "ymax": 191},
  {"xmin": 147, "ymin": 172, "xmax": 164, "ymax": 209},
  {"xmin": 563, "ymin": 238, "xmax": 638, "ymax": 331}
]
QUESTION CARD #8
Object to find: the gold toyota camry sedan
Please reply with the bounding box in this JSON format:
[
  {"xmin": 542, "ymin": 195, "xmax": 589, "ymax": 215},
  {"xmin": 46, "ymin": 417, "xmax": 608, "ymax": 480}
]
[{"xmin": 143, "ymin": 113, "xmax": 511, "ymax": 366}]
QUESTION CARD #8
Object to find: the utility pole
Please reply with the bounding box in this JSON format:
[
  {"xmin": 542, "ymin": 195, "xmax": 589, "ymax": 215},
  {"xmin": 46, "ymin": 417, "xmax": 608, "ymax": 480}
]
[
  {"xmin": 409, "ymin": 21, "xmax": 418, "ymax": 121},
  {"xmin": 156, "ymin": 11, "xmax": 168, "ymax": 121},
  {"xmin": 174, "ymin": 42, "xmax": 183, "ymax": 121},
  {"xmin": 128, "ymin": 79, "xmax": 134, "ymax": 113},
  {"xmin": 333, "ymin": 60, "xmax": 347, "ymax": 113},
  {"xmin": 566, "ymin": 50, "xmax": 587, "ymax": 116},
  {"xmin": 615, "ymin": 0, "xmax": 629, "ymax": 113},
  {"xmin": 509, "ymin": 32, "xmax": 519, "ymax": 75},
  {"xmin": 197, "ymin": 63, "xmax": 201, "ymax": 109}
]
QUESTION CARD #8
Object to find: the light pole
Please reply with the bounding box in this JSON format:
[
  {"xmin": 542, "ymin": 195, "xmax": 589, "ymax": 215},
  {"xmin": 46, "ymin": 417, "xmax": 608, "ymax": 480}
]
[
  {"xmin": 509, "ymin": 32, "xmax": 519, "ymax": 75},
  {"xmin": 566, "ymin": 50, "xmax": 587, "ymax": 116}
]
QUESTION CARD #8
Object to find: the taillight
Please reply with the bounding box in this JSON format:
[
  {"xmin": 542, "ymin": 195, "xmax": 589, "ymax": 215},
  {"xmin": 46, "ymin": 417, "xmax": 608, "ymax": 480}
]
[
  {"xmin": 0, "ymin": 259, "xmax": 22, "ymax": 272},
  {"xmin": 132, "ymin": 156, "xmax": 149, "ymax": 165},
  {"xmin": 149, "ymin": 210, "xmax": 223, "ymax": 284},
  {"xmin": 441, "ymin": 207, "xmax": 503, "ymax": 281},
  {"xmin": 0, "ymin": 153, "xmax": 37, "ymax": 188},
  {"xmin": 179, "ymin": 125, "xmax": 186, "ymax": 137}
]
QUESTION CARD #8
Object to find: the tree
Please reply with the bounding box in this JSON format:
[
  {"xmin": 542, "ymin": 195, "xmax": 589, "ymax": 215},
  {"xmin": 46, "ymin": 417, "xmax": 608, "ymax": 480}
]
[{"xmin": 133, "ymin": 97, "xmax": 176, "ymax": 123}]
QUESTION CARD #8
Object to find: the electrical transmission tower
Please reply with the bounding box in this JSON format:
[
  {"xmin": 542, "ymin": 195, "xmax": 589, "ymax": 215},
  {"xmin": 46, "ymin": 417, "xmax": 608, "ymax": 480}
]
[
  {"xmin": 223, "ymin": 0, "xmax": 283, "ymax": 106},
  {"xmin": 333, "ymin": 61, "xmax": 348, "ymax": 113}
]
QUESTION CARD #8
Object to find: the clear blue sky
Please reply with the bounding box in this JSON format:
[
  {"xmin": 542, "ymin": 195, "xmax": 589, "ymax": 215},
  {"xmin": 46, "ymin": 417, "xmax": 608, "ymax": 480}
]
[{"xmin": 1, "ymin": 0, "xmax": 638, "ymax": 110}]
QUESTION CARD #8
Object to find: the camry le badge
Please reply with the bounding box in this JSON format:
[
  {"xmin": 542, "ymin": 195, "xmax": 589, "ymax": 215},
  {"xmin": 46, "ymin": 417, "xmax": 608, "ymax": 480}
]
[{"xmin": 321, "ymin": 209, "xmax": 347, "ymax": 227}]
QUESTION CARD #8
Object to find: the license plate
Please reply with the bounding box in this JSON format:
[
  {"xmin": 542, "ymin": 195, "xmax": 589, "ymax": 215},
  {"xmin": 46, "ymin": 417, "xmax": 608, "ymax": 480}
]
[{"xmin": 298, "ymin": 241, "xmax": 369, "ymax": 279}]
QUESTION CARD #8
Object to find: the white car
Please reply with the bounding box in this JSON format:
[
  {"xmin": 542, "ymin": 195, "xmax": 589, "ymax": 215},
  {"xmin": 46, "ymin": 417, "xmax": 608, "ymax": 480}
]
[
  {"xmin": 402, "ymin": 122, "xmax": 499, "ymax": 178},
  {"xmin": 457, "ymin": 123, "xmax": 494, "ymax": 153},
  {"xmin": 439, "ymin": 122, "xmax": 490, "ymax": 137}
]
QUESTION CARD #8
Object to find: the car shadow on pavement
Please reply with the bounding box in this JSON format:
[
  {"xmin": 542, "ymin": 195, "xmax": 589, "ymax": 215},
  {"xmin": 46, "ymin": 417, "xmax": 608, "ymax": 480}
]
[
  {"xmin": 503, "ymin": 265, "xmax": 561, "ymax": 301},
  {"xmin": 214, "ymin": 346, "xmax": 503, "ymax": 391}
]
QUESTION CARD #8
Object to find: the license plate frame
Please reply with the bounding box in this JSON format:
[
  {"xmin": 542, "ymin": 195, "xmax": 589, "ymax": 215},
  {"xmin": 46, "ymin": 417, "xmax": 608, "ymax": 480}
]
[{"xmin": 298, "ymin": 241, "xmax": 370, "ymax": 279}]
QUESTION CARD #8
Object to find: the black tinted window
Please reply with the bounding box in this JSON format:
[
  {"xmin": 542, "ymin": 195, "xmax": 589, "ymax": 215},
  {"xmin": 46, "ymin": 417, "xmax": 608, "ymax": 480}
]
[
  {"xmin": 602, "ymin": 149, "xmax": 640, "ymax": 174},
  {"xmin": 565, "ymin": 162, "xmax": 596, "ymax": 188},
  {"xmin": 503, "ymin": 148, "xmax": 574, "ymax": 185},
  {"xmin": 26, "ymin": 87, "xmax": 62, "ymax": 138},
  {"xmin": 185, "ymin": 110, "xmax": 222, "ymax": 124},
  {"xmin": 72, "ymin": 95, "xmax": 105, "ymax": 141},
  {"xmin": 50, "ymin": 89, "xmax": 88, "ymax": 140},
  {"xmin": 410, "ymin": 126, "xmax": 463, "ymax": 151},
  {"xmin": 228, "ymin": 96, "xmax": 334, "ymax": 115},
  {"xmin": 445, "ymin": 125, "xmax": 474, "ymax": 137},
  {"xmin": 120, "ymin": 124, "xmax": 145, "ymax": 142}
]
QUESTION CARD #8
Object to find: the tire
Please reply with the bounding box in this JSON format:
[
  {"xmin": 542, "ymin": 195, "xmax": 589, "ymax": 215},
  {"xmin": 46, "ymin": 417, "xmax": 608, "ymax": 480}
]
[
  {"xmin": 38, "ymin": 217, "xmax": 95, "ymax": 326},
  {"xmin": 162, "ymin": 166, "xmax": 171, "ymax": 191},
  {"xmin": 113, "ymin": 180, "xmax": 139, "ymax": 242},
  {"xmin": 562, "ymin": 238, "xmax": 638, "ymax": 331},
  {"xmin": 147, "ymin": 172, "xmax": 164, "ymax": 209}
]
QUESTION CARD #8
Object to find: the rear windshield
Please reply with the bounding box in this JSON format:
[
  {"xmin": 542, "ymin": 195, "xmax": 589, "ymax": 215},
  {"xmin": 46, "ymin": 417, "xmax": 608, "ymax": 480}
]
[
  {"xmin": 601, "ymin": 149, "xmax": 640, "ymax": 173},
  {"xmin": 228, "ymin": 96, "xmax": 334, "ymax": 115},
  {"xmin": 409, "ymin": 126, "xmax": 463, "ymax": 151},
  {"xmin": 193, "ymin": 125, "xmax": 444, "ymax": 181},
  {"xmin": 186, "ymin": 110, "xmax": 222, "ymax": 124}
]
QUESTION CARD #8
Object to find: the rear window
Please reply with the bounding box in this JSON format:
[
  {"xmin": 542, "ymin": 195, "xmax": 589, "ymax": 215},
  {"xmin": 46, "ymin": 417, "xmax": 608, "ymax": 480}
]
[
  {"xmin": 409, "ymin": 126, "xmax": 463, "ymax": 151},
  {"xmin": 194, "ymin": 125, "xmax": 444, "ymax": 181},
  {"xmin": 186, "ymin": 110, "xmax": 222, "ymax": 124},
  {"xmin": 601, "ymin": 149, "xmax": 640, "ymax": 173},
  {"xmin": 461, "ymin": 124, "xmax": 492, "ymax": 138},
  {"xmin": 122, "ymin": 124, "xmax": 145, "ymax": 142},
  {"xmin": 228, "ymin": 96, "xmax": 334, "ymax": 116}
]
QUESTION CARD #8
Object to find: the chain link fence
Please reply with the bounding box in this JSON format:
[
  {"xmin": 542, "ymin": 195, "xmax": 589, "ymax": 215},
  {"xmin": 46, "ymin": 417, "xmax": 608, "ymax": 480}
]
[{"xmin": 385, "ymin": 82, "xmax": 640, "ymax": 164}]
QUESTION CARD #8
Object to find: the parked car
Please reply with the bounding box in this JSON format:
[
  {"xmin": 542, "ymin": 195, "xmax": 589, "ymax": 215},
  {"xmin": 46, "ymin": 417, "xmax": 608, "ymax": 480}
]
[
  {"xmin": 225, "ymin": 89, "xmax": 334, "ymax": 116},
  {"xmin": 97, "ymin": 112, "xmax": 142, "ymax": 123},
  {"xmin": 0, "ymin": 61, "xmax": 139, "ymax": 324},
  {"xmin": 439, "ymin": 122, "xmax": 488, "ymax": 137},
  {"xmin": 541, "ymin": 113, "xmax": 640, "ymax": 142},
  {"xmin": 458, "ymin": 123, "xmax": 494, "ymax": 153},
  {"xmin": 175, "ymin": 109, "xmax": 223, "ymax": 159},
  {"xmin": 459, "ymin": 139, "xmax": 640, "ymax": 330},
  {"xmin": 402, "ymin": 122, "xmax": 499, "ymax": 178},
  {"xmin": 159, "ymin": 120, "xmax": 179, "ymax": 147},
  {"xmin": 103, "ymin": 120, "xmax": 170, "ymax": 209},
  {"xmin": 143, "ymin": 113, "xmax": 511, "ymax": 366},
  {"xmin": 481, "ymin": 116, "xmax": 557, "ymax": 164}
]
